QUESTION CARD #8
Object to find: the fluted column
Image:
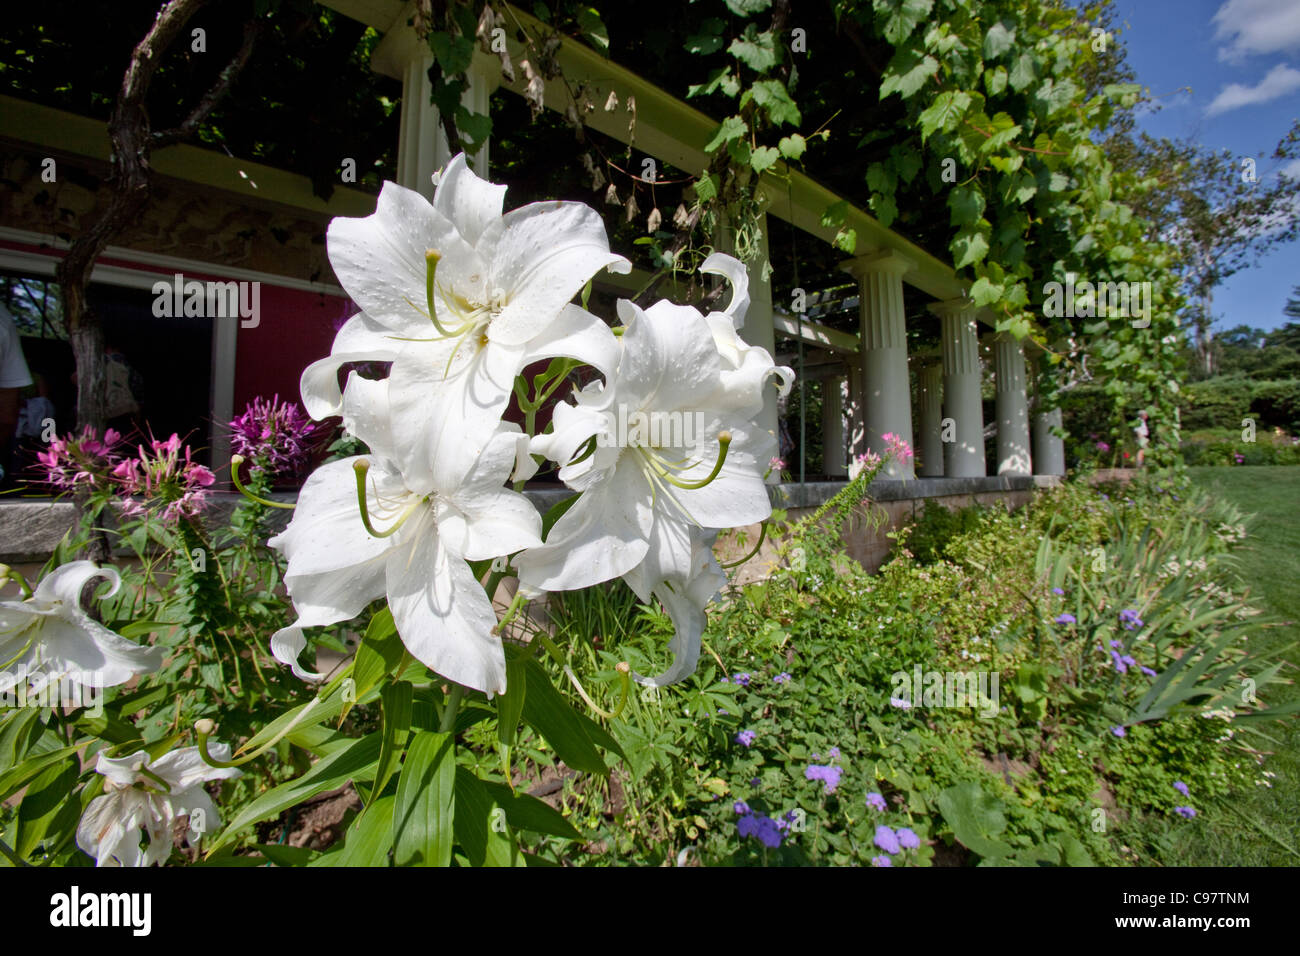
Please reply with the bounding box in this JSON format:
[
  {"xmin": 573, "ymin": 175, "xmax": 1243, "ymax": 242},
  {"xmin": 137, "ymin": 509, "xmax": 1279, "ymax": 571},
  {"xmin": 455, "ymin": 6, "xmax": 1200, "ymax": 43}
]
[
  {"xmin": 931, "ymin": 298, "xmax": 985, "ymax": 477},
  {"xmin": 821, "ymin": 375, "xmax": 848, "ymax": 476},
  {"xmin": 841, "ymin": 250, "xmax": 916, "ymax": 479},
  {"xmin": 994, "ymin": 334, "xmax": 1032, "ymax": 475},
  {"xmin": 845, "ymin": 357, "xmax": 865, "ymax": 461},
  {"xmin": 917, "ymin": 363, "xmax": 944, "ymax": 477},
  {"xmin": 388, "ymin": 40, "xmax": 494, "ymax": 198},
  {"xmin": 1032, "ymin": 404, "xmax": 1066, "ymax": 476},
  {"xmin": 741, "ymin": 213, "xmax": 778, "ymax": 446}
]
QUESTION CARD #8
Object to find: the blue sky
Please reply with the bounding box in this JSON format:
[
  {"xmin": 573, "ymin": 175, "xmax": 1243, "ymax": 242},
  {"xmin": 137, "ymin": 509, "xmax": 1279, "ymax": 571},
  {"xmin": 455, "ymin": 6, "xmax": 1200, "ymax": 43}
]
[{"xmin": 1112, "ymin": 0, "xmax": 1299, "ymax": 332}]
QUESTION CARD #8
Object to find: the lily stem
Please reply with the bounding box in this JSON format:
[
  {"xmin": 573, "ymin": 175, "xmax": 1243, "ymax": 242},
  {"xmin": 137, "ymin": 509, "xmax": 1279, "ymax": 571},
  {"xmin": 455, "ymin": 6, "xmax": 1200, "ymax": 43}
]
[
  {"xmin": 440, "ymin": 681, "xmax": 465, "ymax": 734},
  {"xmin": 0, "ymin": 837, "xmax": 28, "ymax": 867}
]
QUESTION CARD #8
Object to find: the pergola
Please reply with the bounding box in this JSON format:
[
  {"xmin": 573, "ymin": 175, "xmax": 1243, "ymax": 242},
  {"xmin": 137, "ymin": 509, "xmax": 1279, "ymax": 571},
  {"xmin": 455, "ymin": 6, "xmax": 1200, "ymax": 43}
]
[{"xmin": 322, "ymin": 0, "xmax": 1066, "ymax": 485}]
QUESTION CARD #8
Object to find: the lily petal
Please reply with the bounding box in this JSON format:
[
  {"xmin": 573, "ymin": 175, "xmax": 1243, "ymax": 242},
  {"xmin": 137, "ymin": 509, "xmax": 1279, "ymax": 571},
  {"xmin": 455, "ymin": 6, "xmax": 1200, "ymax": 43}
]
[
  {"xmin": 300, "ymin": 312, "xmax": 400, "ymax": 421},
  {"xmin": 270, "ymin": 626, "xmax": 325, "ymax": 683},
  {"xmin": 327, "ymin": 180, "xmax": 473, "ymax": 336},
  {"xmin": 483, "ymin": 202, "xmax": 630, "ymax": 347},
  {"xmin": 386, "ymin": 532, "xmax": 507, "ymax": 695},
  {"xmin": 515, "ymin": 461, "xmax": 653, "ymax": 591},
  {"xmin": 700, "ymin": 252, "xmax": 751, "ymax": 329},
  {"xmin": 433, "ymin": 152, "xmax": 508, "ymax": 247}
]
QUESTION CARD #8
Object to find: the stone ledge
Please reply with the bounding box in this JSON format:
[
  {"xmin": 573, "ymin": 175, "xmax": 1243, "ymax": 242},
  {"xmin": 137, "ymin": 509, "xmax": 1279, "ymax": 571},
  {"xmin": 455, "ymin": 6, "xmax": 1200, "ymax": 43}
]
[
  {"xmin": 0, "ymin": 476, "xmax": 1064, "ymax": 563},
  {"xmin": 768, "ymin": 475, "xmax": 1060, "ymax": 509}
]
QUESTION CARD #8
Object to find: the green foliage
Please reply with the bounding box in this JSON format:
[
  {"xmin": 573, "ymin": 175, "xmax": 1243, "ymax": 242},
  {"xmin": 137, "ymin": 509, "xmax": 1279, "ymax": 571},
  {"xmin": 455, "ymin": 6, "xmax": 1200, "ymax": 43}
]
[
  {"xmin": 540, "ymin": 474, "xmax": 1291, "ymax": 866},
  {"xmin": 1181, "ymin": 377, "xmax": 1300, "ymax": 433}
]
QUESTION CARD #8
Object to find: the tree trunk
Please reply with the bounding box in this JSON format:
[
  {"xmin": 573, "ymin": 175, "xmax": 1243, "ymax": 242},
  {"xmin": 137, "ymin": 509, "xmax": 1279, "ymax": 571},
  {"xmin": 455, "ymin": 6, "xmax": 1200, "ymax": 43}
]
[{"xmin": 49, "ymin": 0, "xmax": 260, "ymax": 561}]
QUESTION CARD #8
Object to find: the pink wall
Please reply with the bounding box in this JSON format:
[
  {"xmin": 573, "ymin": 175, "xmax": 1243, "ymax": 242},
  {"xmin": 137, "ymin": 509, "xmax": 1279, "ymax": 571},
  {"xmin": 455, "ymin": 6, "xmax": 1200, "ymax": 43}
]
[{"xmin": 0, "ymin": 237, "xmax": 354, "ymax": 419}]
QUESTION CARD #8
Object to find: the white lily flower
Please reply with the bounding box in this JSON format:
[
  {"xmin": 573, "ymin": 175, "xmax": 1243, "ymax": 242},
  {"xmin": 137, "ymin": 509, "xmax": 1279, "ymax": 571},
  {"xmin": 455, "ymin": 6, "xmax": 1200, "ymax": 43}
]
[
  {"xmin": 318, "ymin": 154, "xmax": 629, "ymax": 478},
  {"xmin": 699, "ymin": 252, "xmax": 794, "ymax": 419},
  {"xmin": 268, "ymin": 375, "xmax": 542, "ymax": 695},
  {"xmin": 0, "ymin": 561, "xmax": 162, "ymax": 693},
  {"xmin": 76, "ymin": 745, "xmax": 241, "ymax": 867},
  {"xmin": 515, "ymin": 296, "xmax": 780, "ymax": 683}
]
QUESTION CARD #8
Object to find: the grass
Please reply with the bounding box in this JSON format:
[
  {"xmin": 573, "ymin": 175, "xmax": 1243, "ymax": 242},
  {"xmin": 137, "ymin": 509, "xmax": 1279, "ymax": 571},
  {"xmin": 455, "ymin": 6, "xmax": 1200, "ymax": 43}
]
[{"xmin": 1163, "ymin": 466, "xmax": 1300, "ymax": 865}]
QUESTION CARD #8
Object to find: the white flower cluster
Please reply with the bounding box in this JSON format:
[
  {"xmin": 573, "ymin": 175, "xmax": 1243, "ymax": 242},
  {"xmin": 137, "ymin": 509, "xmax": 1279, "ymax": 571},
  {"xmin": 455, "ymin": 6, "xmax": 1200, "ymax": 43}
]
[{"xmin": 269, "ymin": 156, "xmax": 792, "ymax": 695}]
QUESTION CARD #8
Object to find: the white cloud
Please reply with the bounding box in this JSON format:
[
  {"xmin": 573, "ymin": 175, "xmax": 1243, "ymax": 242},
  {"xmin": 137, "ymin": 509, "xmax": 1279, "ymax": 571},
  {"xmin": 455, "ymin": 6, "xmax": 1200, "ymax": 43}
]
[
  {"xmin": 1213, "ymin": 0, "xmax": 1300, "ymax": 60},
  {"xmin": 1205, "ymin": 63, "xmax": 1300, "ymax": 115}
]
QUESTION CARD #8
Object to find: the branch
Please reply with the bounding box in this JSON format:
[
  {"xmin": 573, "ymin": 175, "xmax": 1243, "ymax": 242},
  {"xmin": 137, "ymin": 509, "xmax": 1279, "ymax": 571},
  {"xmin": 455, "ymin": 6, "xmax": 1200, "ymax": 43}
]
[{"xmin": 152, "ymin": 18, "xmax": 263, "ymax": 149}]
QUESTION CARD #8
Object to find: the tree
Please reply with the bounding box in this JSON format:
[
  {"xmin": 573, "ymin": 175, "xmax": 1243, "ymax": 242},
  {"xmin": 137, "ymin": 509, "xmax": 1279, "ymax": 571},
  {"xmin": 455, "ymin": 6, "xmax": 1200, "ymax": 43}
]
[
  {"xmin": 1104, "ymin": 123, "xmax": 1300, "ymax": 376},
  {"xmin": 50, "ymin": 0, "xmax": 262, "ymax": 563},
  {"xmin": 53, "ymin": 0, "xmax": 262, "ymax": 436}
]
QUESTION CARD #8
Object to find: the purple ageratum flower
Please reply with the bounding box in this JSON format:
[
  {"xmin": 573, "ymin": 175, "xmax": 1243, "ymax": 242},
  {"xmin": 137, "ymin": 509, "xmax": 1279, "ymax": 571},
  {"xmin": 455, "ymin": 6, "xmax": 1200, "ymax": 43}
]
[
  {"xmin": 1096, "ymin": 441, "xmax": 1111, "ymax": 452},
  {"xmin": 732, "ymin": 673, "xmax": 751, "ymax": 687},
  {"xmin": 1172, "ymin": 781, "xmax": 1190, "ymax": 797},
  {"xmin": 1112, "ymin": 726, "xmax": 1127, "ymax": 738},
  {"xmin": 805, "ymin": 764, "xmax": 844, "ymax": 794},
  {"xmin": 874, "ymin": 825, "xmax": 901, "ymax": 854},
  {"xmin": 735, "ymin": 729, "xmax": 757, "ymax": 748},
  {"xmin": 738, "ymin": 813, "xmax": 783, "ymax": 848},
  {"xmin": 773, "ymin": 672, "xmax": 792, "ymax": 684},
  {"xmin": 1173, "ymin": 806, "xmax": 1197, "ymax": 819},
  {"xmin": 1119, "ymin": 609, "xmax": 1144, "ymax": 630},
  {"xmin": 1052, "ymin": 587, "xmax": 1065, "ymax": 596},
  {"xmin": 866, "ymin": 792, "xmax": 887, "ymax": 812},
  {"xmin": 733, "ymin": 801, "xmax": 751, "ymax": 815},
  {"xmin": 1100, "ymin": 493, "xmax": 1109, "ymax": 501},
  {"xmin": 1109, "ymin": 640, "xmax": 1123, "ymax": 649},
  {"xmin": 1111, "ymin": 651, "xmax": 1128, "ymax": 674},
  {"xmin": 1055, "ymin": 613, "xmax": 1077, "ymax": 625},
  {"xmin": 896, "ymin": 827, "xmax": 921, "ymax": 850},
  {"xmin": 1121, "ymin": 655, "xmax": 1137, "ymax": 669},
  {"xmin": 1140, "ymin": 666, "xmax": 1157, "ymax": 678},
  {"xmin": 828, "ymin": 746, "xmax": 841, "ymax": 760},
  {"xmin": 871, "ymin": 854, "xmax": 893, "ymax": 867}
]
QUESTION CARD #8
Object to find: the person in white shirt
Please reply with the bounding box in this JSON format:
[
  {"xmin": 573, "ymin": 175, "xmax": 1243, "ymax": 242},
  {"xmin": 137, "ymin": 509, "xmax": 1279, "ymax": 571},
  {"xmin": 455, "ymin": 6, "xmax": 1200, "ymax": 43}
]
[{"xmin": 0, "ymin": 303, "xmax": 35, "ymax": 484}]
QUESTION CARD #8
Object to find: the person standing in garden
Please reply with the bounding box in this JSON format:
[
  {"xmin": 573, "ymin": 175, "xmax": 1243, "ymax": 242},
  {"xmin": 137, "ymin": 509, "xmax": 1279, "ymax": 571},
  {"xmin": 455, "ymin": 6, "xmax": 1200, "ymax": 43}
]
[
  {"xmin": 0, "ymin": 303, "xmax": 34, "ymax": 486},
  {"xmin": 1134, "ymin": 409, "xmax": 1150, "ymax": 467}
]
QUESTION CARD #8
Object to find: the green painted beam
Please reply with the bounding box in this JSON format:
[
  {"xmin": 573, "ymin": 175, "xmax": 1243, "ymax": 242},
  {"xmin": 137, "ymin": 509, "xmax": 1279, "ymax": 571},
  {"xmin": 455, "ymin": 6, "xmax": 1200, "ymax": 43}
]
[{"xmin": 0, "ymin": 94, "xmax": 378, "ymax": 219}]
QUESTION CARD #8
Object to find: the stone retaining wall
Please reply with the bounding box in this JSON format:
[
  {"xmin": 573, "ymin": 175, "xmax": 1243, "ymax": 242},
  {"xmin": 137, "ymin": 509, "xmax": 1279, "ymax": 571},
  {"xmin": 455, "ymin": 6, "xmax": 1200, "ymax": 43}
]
[{"xmin": 1, "ymin": 477, "xmax": 1061, "ymax": 577}]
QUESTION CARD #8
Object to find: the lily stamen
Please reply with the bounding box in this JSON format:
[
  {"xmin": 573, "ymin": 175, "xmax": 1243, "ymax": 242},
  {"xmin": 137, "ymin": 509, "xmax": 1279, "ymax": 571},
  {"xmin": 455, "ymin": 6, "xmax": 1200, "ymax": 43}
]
[
  {"xmin": 135, "ymin": 765, "xmax": 173, "ymax": 794},
  {"xmin": 353, "ymin": 460, "xmax": 420, "ymax": 538},
  {"xmin": 653, "ymin": 431, "xmax": 732, "ymax": 491},
  {"xmin": 230, "ymin": 454, "xmax": 296, "ymax": 509}
]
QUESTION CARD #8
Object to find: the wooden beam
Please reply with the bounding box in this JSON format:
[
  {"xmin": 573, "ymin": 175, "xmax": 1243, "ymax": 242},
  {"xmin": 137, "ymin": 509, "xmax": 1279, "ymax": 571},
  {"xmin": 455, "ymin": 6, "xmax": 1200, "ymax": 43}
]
[
  {"xmin": 0, "ymin": 94, "xmax": 377, "ymax": 219},
  {"xmin": 773, "ymin": 310, "xmax": 859, "ymax": 353}
]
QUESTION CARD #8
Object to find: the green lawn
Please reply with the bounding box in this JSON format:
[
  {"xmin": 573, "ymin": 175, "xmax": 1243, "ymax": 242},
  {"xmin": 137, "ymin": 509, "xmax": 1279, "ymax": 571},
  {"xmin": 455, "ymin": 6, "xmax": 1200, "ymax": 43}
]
[{"xmin": 1166, "ymin": 467, "xmax": 1300, "ymax": 865}]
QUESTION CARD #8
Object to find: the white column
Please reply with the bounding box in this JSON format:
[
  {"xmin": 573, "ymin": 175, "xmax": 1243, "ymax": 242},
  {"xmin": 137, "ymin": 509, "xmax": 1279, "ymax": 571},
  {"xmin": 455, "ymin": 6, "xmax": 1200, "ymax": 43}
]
[
  {"xmin": 396, "ymin": 51, "xmax": 443, "ymax": 199},
  {"xmin": 1032, "ymin": 404, "xmax": 1066, "ymax": 476},
  {"xmin": 917, "ymin": 362, "xmax": 944, "ymax": 477},
  {"xmin": 931, "ymin": 298, "xmax": 985, "ymax": 477},
  {"xmin": 845, "ymin": 357, "xmax": 865, "ymax": 461},
  {"xmin": 387, "ymin": 41, "xmax": 495, "ymax": 199},
  {"xmin": 821, "ymin": 375, "xmax": 847, "ymax": 476},
  {"xmin": 720, "ymin": 212, "xmax": 779, "ymax": 448},
  {"xmin": 841, "ymin": 250, "xmax": 916, "ymax": 479},
  {"xmin": 994, "ymin": 334, "xmax": 1032, "ymax": 475}
]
